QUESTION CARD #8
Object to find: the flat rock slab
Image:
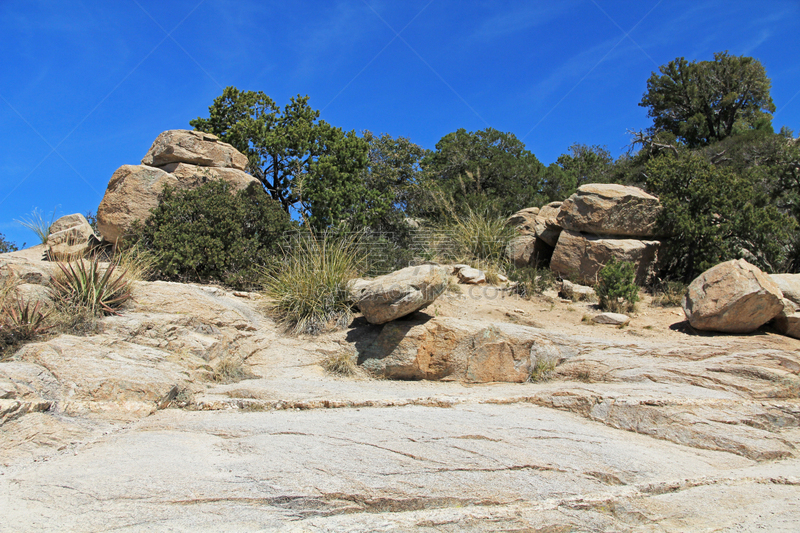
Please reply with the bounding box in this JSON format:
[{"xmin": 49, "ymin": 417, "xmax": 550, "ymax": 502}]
[
  {"xmin": 6, "ymin": 403, "xmax": 799, "ymax": 532},
  {"xmin": 592, "ymin": 312, "xmax": 630, "ymax": 325}
]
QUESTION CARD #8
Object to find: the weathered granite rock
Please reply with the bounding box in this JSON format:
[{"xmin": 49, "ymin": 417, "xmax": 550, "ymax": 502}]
[
  {"xmin": 96, "ymin": 163, "xmax": 260, "ymax": 243},
  {"xmin": 533, "ymin": 216, "xmax": 563, "ymax": 247},
  {"xmin": 538, "ymin": 201, "xmax": 563, "ymax": 220},
  {"xmin": 550, "ymin": 229, "xmax": 659, "ymax": 285},
  {"xmin": 560, "ymin": 280, "xmax": 596, "ymax": 301},
  {"xmin": 683, "ymin": 259, "xmax": 784, "ymax": 333},
  {"xmin": 141, "ymin": 130, "xmax": 248, "ymax": 170},
  {"xmin": 592, "ymin": 312, "xmax": 630, "ymax": 326},
  {"xmin": 773, "ymin": 298, "xmax": 800, "ymax": 339},
  {"xmin": 46, "ymin": 213, "xmax": 97, "ymax": 259},
  {"xmin": 359, "ymin": 317, "xmax": 572, "ymax": 382},
  {"xmin": 506, "ymin": 207, "xmax": 539, "ymax": 233},
  {"xmin": 96, "ymin": 165, "xmax": 175, "ymax": 243},
  {"xmin": 458, "ymin": 267, "xmax": 486, "ymax": 284},
  {"xmin": 770, "ymin": 273, "xmax": 800, "ymax": 305},
  {"xmin": 350, "ymin": 265, "xmax": 449, "ymax": 324},
  {"xmin": 557, "ymin": 184, "xmax": 662, "ymax": 237},
  {"xmin": 506, "ymin": 235, "xmax": 536, "ymax": 267},
  {"xmin": 0, "ymin": 246, "xmax": 58, "ymax": 285},
  {"xmin": 49, "ymin": 214, "xmax": 91, "ymax": 236},
  {"xmin": 158, "ymin": 162, "xmax": 260, "ymax": 191}
]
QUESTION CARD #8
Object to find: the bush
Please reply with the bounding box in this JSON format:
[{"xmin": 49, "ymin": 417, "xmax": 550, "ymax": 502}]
[
  {"xmin": 136, "ymin": 181, "xmax": 294, "ymax": 289},
  {"xmin": 646, "ymin": 153, "xmax": 794, "ymax": 281},
  {"xmin": 0, "ymin": 233, "xmax": 18, "ymax": 254},
  {"xmin": 508, "ymin": 266, "xmax": 554, "ymax": 299},
  {"xmin": 595, "ymin": 259, "xmax": 639, "ymax": 313},
  {"xmin": 262, "ymin": 232, "xmax": 365, "ymax": 335}
]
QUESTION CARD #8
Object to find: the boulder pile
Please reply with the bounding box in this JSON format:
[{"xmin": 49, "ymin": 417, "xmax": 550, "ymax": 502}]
[
  {"xmin": 96, "ymin": 130, "xmax": 259, "ymax": 244},
  {"xmin": 45, "ymin": 213, "xmax": 99, "ymax": 259},
  {"xmin": 549, "ymin": 184, "xmax": 662, "ymax": 285},
  {"xmin": 506, "ymin": 201, "xmax": 562, "ymax": 267}
]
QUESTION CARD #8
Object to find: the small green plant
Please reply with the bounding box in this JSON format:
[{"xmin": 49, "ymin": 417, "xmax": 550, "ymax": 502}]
[
  {"xmin": 595, "ymin": 259, "xmax": 640, "ymax": 313},
  {"xmin": 320, "ymin": 348, "xmax": 358, "ymax": 376},
  {"xmin": 16, "ymin": 207, "xmax": 58, "ymax": 245},
  {"xmin": 650, "ymin": 280, "xmax": 687, "ymax": 307},
  {"xmin": 508, "ymin": 266, "xmax": 554, "ymax": 299},
  {"xmin": 528, "ymin": 356, "xmax": 557, "ymax": 383},
  {"xmin": 262, "ymin": 232, "xmax": 365, "ymax": 335},
  {"xmin": 50, "ymin": 256, "xmax": 133, "ymax": 317}
]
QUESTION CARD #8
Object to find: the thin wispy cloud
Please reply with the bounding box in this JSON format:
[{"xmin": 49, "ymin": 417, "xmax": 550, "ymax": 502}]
[{"xmin": 473, "ymin": 2, "xmax": 579, "ymax": 39}]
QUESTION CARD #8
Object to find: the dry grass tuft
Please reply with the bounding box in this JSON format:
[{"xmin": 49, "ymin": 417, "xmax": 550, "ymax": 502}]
[{"xmin": 320, "ymin": 348, "xmax": 359, "ymax": 376}]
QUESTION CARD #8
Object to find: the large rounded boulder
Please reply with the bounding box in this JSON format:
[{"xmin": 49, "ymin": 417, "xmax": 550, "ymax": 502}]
[
  {"xmin": 557, "ymin": 184, "xmax": 662, "ymax": 237},
  {"xmin": 349, "ymin": 265, "xmax": 449, "ymax": 324},
  {"xmin": 683, "ymin": 259, "xmax": 784, "ymax": 333},
  {"xmin": 141, "ymin": 130, "xmax": 248, "ymax": 170}
]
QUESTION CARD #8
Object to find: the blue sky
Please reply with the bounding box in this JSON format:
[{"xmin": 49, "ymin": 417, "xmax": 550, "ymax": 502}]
[{"xmin": 1, "ymin": 0, "xmax": 798, "ymax": 247}]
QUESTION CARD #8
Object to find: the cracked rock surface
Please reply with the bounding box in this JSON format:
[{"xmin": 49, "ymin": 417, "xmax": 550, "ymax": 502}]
[{"xmin": 1, "ymin": 276, "xmax": 800, "ymax": 531}]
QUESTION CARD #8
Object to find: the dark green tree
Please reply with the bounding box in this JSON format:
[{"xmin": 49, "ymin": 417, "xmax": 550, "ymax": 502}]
[
  {"xmin": 190, "ymin": 87, "xmax": 369, "ymax": 229},
  {"xmin": 418, "ymin": 128, "xmax": 546, "ymax": 217},
  {"xmin": 640, "ymin": 51, "xmax": 775, "ymax": 148},
  {"xmin": 557, "ymin": 144, "xmax": 614, "ymax": 186},
  {"xmin": 0, "ymin": 233, "xmax": 18, "ymax": 254},
  {"xmin": 137, "ymin": 180, "xmax": 295, "ymax": 288},
  {"xmin": 645, "ymin": 153, "xmax": 794, "ymax": 281}
]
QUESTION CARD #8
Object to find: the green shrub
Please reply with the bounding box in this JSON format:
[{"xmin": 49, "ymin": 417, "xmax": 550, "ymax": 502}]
[
  {"xmin": 595, "ymin": 259, "xmax": 640, "ymax": 313},
  {"xmin": 508, "ymin": 266, "xmax": 554, "ymax": 299},
  {"xmin": 136, "ymin": 181, "xmax": 294, "ymax": 289},
  {"xmin": 0, "ymin": 233, "xmax": 18, "ymax": 254},
  {"xmin": 262, "ymin": 232, "xmax": 365, "ymax": 335}
]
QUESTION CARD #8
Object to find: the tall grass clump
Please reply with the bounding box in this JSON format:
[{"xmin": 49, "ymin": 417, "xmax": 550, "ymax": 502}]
[
  {"xmin": 262, "ymin": 233, "xmax": 365, "ymax": 335},
  {"xmin": 425, "ymin": 195, "xmax": 516, "ymax": 273},
  {"xmin": 650, "ymin": 280, "xmax": 687, "ymax": 307},
  {"xmin": 16, "ymin": 207, "xmax": 58, "ymax": 245}
]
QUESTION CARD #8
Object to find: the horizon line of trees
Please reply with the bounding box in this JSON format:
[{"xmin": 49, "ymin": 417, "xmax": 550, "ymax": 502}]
[{"xmin": 3, "ymin": 51, "xmax": 799, "ymax": 283}]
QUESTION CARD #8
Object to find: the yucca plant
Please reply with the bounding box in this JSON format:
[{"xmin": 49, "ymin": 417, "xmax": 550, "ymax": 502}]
[
  {"xmin": 50, "ymin": 256, "xmax": 133, "ymax": 316},
  {"xmin": 262, "ymin": 232, "xmax": 365, "ymax": 335},
  {"xmin": 2, "ymin": 296, "xmax": 51, "ymax": 341}
]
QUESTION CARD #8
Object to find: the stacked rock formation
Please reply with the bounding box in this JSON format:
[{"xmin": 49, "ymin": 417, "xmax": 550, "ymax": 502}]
[
  {"xmin": 505, "ymin": 201, "xmax": 563, "ymax": 267},
  {"xmin": 46, "ymin": 213, "xmax": 99, "ymax": 259},
  {"xmin": 96, "ymin": 130, "xmax": 259, "ymax": 244},
  {"xmin": 549, "ymin": 184, "xmax": 662, "ymax": 285}
]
